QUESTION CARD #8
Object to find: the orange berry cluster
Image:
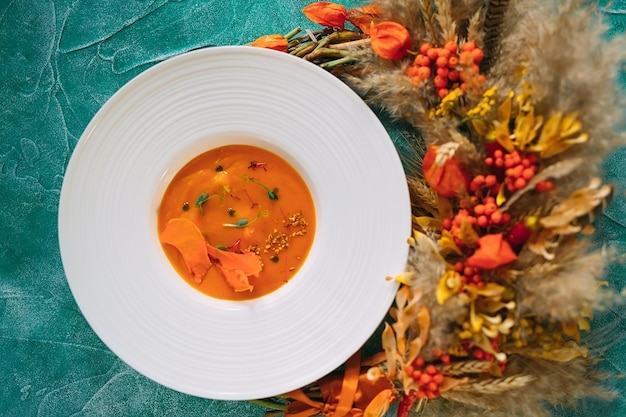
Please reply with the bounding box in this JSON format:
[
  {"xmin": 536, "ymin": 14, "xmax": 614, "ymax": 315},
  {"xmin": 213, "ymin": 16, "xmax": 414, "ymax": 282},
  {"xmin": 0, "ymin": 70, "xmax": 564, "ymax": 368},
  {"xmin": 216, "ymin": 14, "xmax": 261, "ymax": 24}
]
[
  {"xmin": 404, "ymin": 356, "xmax": 449, "ymax": 400},
  {"xmin": 455, "ymin": 261, "xmax": 485, "ymax": 288},
  {"xmin": 485, "ymin": 150, "xmax": 538, "ymax": 192},
  {"xmin": 406, "ymin": 41, "xmax": 485, "ymax": 98}
]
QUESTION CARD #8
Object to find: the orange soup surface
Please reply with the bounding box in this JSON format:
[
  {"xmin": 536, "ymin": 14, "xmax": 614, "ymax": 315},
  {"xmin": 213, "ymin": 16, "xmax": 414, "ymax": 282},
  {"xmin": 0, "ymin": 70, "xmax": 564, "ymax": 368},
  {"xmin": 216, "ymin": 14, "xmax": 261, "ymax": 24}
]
[{"xmin": 158, "ymin": 144, "xmax": 316, "ymax": 300}]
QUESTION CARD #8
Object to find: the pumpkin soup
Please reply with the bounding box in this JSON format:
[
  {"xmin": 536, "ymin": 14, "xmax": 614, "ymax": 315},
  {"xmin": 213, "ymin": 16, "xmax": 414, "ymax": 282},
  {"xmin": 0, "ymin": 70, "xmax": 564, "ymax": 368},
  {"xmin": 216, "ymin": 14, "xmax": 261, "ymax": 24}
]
[{"xmin": 158, "ymin": 144, "xmax": 316, "ymax": 300}]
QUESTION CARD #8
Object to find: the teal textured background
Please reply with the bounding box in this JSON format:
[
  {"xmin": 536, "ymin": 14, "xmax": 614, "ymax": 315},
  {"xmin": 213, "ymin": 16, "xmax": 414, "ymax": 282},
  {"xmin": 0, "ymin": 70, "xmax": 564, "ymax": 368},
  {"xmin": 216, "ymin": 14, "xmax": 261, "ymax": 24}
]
[{"xmin": 0, "ymin": 1, "xmax": 623, "ymax": 416}]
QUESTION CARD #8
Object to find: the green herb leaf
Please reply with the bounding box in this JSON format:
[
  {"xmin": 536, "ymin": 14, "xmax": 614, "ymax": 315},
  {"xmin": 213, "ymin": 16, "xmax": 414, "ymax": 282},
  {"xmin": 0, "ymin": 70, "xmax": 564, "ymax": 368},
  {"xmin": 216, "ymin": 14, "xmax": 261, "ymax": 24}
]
[
  {"xmin": 194, "ymin": 192, "xmax": 224, "ymax": 215},
  {"xmin": 195, "ymin": 192, "xmax": 209, "ymax": 215},
  {"xmin": 267, "ymin": 188, "xmax": 279, "ymax": 201}
]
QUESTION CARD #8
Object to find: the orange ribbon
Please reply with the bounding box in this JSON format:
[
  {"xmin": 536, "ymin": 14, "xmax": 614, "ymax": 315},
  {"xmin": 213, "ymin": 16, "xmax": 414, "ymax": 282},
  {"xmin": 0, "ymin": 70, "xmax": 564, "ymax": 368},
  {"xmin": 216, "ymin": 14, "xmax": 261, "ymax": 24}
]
[{"xmin": 285, "ymin": 350, "xmax": 392, "ymax": 417}]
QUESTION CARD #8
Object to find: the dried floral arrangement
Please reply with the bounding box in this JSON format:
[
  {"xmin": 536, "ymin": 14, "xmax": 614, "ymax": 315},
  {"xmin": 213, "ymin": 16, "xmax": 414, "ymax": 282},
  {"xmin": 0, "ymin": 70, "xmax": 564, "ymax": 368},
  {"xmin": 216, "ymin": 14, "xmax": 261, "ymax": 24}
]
[{"xmin": 248, "ymin": 1, "xmax": 626, "ymax": 416}]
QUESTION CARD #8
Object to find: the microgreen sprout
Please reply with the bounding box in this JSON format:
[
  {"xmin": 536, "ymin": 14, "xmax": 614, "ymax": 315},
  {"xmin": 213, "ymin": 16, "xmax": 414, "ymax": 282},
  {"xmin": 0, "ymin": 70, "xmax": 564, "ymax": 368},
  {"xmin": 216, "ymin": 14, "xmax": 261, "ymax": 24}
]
[
  {"xmin": 222, "ymin": 209, "xmax": 270, "ymax": 228},
  {"xmin": 195, "ymin": 192, "xmax": 224, "ymax": 215},
  {"xmin": 242, "ymin": 175, "xmax": 279, "ymax": 201}
]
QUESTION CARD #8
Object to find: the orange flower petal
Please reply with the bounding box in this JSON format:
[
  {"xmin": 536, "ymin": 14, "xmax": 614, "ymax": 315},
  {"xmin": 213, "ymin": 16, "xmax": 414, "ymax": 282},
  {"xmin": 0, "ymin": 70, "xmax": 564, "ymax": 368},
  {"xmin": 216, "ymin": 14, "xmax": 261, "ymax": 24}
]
[
  {"xmin": 251, "ymin": 34, "xmax": 288, "ymax": 52},
  {"xmin": 370, "ymin": 21, "xmax": 411, "ymax": 60},
  {"xmin": 302, "ymin": 2, "xmax": 347, "ymax": 28},
  {"xmin": 206, "ymin": 244, "xmax": 262, "ymax": 292},
  {"xmin": 159, "ymin": 218, "xmax": 212, "ymax": 283},
  {"xmin": 466, "ymin": 233, "xmax": 518, "ymax": 270}
]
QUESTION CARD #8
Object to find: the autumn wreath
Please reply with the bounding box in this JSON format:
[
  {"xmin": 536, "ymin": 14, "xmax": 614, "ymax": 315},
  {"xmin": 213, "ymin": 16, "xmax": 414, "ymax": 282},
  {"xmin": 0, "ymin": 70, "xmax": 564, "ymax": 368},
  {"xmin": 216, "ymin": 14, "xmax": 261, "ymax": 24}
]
[{"xmin": 248, "ymin": 1, "xmax": 626, "ymax": 416}]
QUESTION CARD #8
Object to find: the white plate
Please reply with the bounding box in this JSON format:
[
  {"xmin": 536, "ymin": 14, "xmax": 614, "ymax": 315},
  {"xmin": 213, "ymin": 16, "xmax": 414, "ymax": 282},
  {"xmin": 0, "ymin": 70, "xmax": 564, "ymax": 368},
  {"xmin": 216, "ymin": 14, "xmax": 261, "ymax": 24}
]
[{"xmin": 58, "ymin": 46, "xmax": 410, "ymax": 400}]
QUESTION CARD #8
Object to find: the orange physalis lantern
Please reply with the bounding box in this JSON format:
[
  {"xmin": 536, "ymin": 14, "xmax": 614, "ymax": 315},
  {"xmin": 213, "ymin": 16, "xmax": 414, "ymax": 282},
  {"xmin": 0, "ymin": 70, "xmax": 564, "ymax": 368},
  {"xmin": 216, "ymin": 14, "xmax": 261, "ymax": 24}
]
[
  {"xmin": 250, "ymin": 34, "xmax": 288, "ymax": 52},
  {"xmin": 422, "ymin": 144, "xmax": 471, "ymax": 197},
  {"xmin": 466, "ymin": 233, "xmax": 518, "ymax": 270},
  {"xmin": 370, "ymin": 21, "xmax": 411, "ymax": 60},
  {"xmin": 346, "ymin": 4, "xmax": 382, "ymax": 34},
  {"xmin": 302, "ymin": 2, "xmax": 347, "ymax": 29}
]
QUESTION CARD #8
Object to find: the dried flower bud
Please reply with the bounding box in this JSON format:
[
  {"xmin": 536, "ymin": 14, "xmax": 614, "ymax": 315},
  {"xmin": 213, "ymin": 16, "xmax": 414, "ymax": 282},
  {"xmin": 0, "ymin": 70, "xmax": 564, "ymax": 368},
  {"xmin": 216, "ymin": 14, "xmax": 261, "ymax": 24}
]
[
  {"xmin": 370, "ymin": 21, "xmax": 412, "ymax": 60},
  {"xmin": 346, "ymin": 4, "xmax": 382, "ymax": 34},
  {"xmin": 422, "ymin": 144, "xmax": 471, "ymax": 197},
  {"xmin": 250, "ymin": 34, "xmax": 288, "ymax": 52},
  {"xmin": 302, "ymin": 2, "xmax": 347, "ymax": 29}
]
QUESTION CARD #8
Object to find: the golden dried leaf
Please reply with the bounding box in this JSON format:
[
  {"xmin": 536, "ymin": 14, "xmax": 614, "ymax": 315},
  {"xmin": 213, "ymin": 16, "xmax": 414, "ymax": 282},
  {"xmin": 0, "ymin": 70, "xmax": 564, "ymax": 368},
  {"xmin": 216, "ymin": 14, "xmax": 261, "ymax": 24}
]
[
  {"xmin": 363, "ymin": 389, "xmax": 393, "ymax": 417},
  {"xmin": 382, "ymin": 323, "xmax": 397, "ymax": 378},
  {"xmin": 437, "ymin": 270, "xmax": 462, "ymax": 305},
  {"xmin": 439, "ymin": 229, "xmax": 463, "ymax": 255}
]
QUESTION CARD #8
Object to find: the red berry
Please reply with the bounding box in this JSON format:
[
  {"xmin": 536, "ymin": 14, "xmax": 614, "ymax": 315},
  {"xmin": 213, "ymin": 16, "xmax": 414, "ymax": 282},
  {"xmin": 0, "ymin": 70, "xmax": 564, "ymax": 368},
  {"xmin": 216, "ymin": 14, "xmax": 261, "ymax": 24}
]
[
  {"xmin": 427, "ymin": 381, "xmax": 439, "ymax": 392},
  {"xmin": 437, "ymin": 48, "xmax": 451, "ymax": 58},
  {"xmin": 426, "ymin": 390, "xmax": 438, "ymax": 400},
  {"xmin": 436, "ymin": 67, "xmax": 449, "ymax": 78},
  {"xmin": 484, "ymin": 202, "xmax": 497, "ymax": 216},
  {"xmin": 471, "ymin": 48, "xmax": 484, "ymax": 63},
  {"xmin": 506, "ymin": 221, "xmax": 532, "ymax": 247},
  {"xmin": 477, "ymin": 215, "xmax": 489, "ymax": 228},
  {"xmin": 459, "ymin": 51, "xmax": 473, "ymax": 66},
  {"xmin": 494, "ymin": 158, "xmax": 504, "ymax": 168},
  {"xmin": 412, "ymin": 370, "xmax": 422, "ymax": 380},
  {"xmin": 417, "ymin": 66, "xmax": 431, "ymax": 80},
  {"xmin": 415, "ymin": 54, "xmax": 430, "ymax": 67},
  {"xmin": 433, "ymin": 373, "xmax": 445, "ymax": 383},
  {"xmin": 444, "ymin": 41, "xmax": 458, "ymax": 54},
  {"xmin": 438, "ymin": 88, "xmax": 450, "ymax": 99},
  {"xmin": 474, "ymin": 204, "xmax": 485, "ymax": 215},
  {"xmin": 439, "ymin": 354, "xmax": 451, "ymax": 365},
  {"xmin": 455, "ymin": 262, "xmax": 464, "ymax": 273},
  {"xmin": 485, "ymin": 174, "xmax": 497, "ymax": 187},
  {"xmin": 448, "ymin": 69, "xmax": 459, "ymax": 80},
  {"xmin": 472, "ymin": 174, "xmax": 485, "ymax": 185},
  {"xmin": 447, "ymin": 56, "xmax": 459, "ymax": 68},
  {"xmin": 472, "ymin": 348, "xmax": 485, "ymax": 360},
  {"xmin": 419, "ymin": 373, "xmax": 432, "ymax": 385},
  {"xmin": 426, "ymin": 364, "xmax": 438, "ymax": 375},
  {"xmin": 491, "ymin": 211, "xmax": 503, "ymax": 224},
  {"xmin": 484, "ymin": 157, "xmax": 494, "ymax": 166},
  {"xmin": 522, "ymin": 168, "xmax": 535, "ymax": 180},
  {"xmin": 414, "ymin": 357, "xmax": 425, "ymax": 367},
  {"xmin": 461, "ymin": 41, "xmax": 476, "ymax": 52},
  {"xmin": 434, "ymin": 75, "xmax": 448, "ymax": 88},
  {"xmin": 535, "ymin": 180, "xmax": 555, "ymax": 193},
  {"xmin": 426, "ymin": 48, "xmax": 439, "ymax": 60},
  {"xmin": 436, "ymin": 56, "xmax": 449, "ymax": 68},
  {"xmin": 514, "ymin": 177, "xmax": 527, "ymax": 189},
  {"xmin": 420, "ymin": 43, "xmax": 431, "ymax": 55}
]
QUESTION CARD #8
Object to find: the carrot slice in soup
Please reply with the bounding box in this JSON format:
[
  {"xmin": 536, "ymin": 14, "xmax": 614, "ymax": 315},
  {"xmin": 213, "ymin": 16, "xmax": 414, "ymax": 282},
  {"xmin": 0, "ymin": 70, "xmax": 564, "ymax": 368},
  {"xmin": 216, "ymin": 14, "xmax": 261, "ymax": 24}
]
[
  {"xmin": 160, "ymin": 218, "xmax": 212, "ymax": 283},
  {"xmin": 206, "ymin": 244, "xmax": 262, "ymax": 292}
]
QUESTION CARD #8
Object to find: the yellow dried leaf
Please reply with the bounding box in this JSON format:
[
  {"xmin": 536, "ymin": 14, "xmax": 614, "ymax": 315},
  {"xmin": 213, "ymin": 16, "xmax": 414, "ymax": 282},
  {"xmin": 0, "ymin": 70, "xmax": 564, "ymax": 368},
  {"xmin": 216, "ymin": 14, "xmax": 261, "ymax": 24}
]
[
  {"xmin": 437, "ymin": 271, "xmax": 462, "ymax": 305},
  {"xmin": 439, "ymin": 229, "xmax": 463, "ymax": 255},
  {"xmin": 382, "ymin": 323, "xmax": 397, "ymax": 378},
  {"xmin": 363, "ymin": 389, "xmax": 393, "ymax": 417},
  {"xmin": 414, "ymin": 216, "xmax": 442, "ymax": 232}
]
